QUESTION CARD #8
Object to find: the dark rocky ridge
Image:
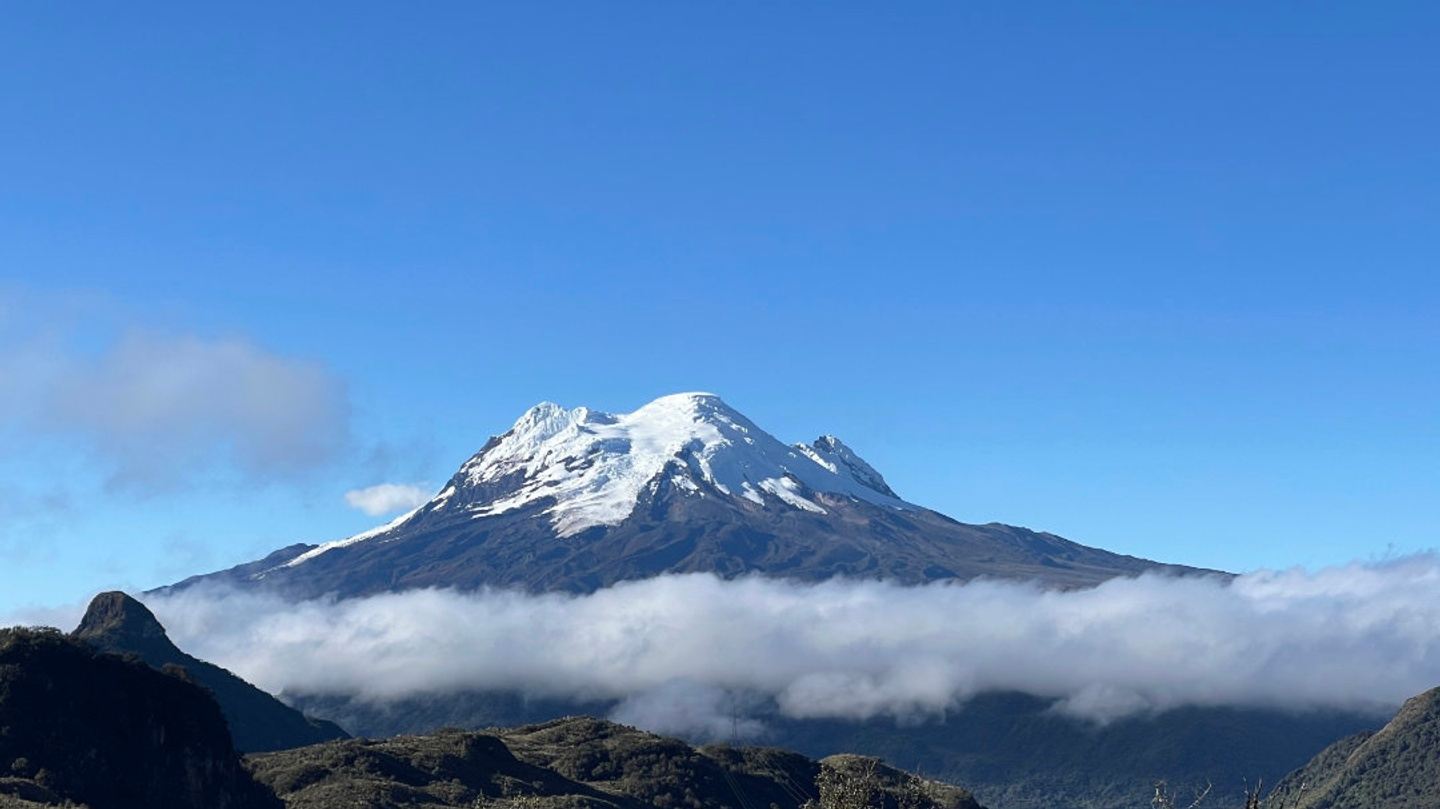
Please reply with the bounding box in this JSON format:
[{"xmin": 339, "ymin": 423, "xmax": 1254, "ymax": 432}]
[
  {"xmin": 0, "ymin": 627, "xmax": 280, "ymax": 809},
  {"xmin": 71, "ymin": 591, "xmax": 348, "ymax": 753}
]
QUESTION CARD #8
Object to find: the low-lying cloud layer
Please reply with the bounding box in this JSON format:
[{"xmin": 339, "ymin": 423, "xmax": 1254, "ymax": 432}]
[{"xmin": 139, "ymin": 557, "xmax": 1440, "ymax": 734}]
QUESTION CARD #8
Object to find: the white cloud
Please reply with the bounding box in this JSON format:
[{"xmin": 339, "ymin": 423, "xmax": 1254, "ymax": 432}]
[
  {"xmin": 344, "ymin": 483, "xmax": 432, "ymax": 516},
  {"xmin": 135, "ymin": 557, "xmax": 1440, "ymax": 734},
  {"xmin": 2, "ymin": 329, "xmax": 350, "ymax": 490}
]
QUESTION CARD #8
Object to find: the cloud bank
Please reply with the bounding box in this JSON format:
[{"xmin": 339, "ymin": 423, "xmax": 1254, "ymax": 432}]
[
  {"xmin": 345, "ymin": 482, "xmax": 432, "ymax": 516},
  {"xmin": 139, "ymin": 557, "xmax": 1440, "ymax": 734}
]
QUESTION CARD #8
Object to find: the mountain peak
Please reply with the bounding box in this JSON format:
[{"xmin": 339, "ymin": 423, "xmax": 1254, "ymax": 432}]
[
  {"xmin": 284, "ymin": 393, "xmax": 912, "ymax": 571},
  {"xmin": 74, "ymin": 591, "xmax": 166, "ymax": 642},
  {"xmin": 72, "ymin": 591, "xmax": 180, "ymax": 662},
  {"xmin": 445, "ymin": 392, "xmax": 909, "ymax": 538},
  {"xmin": 68, "ymin": 593, "xmax": 349, "ymax": 752},
  {"xmin": 797, "ymin": 434, "xmax": 898, "ymax": 498},
  {"xmin": 508, "ymin": 393, "xmax": 732, "ymax": 439},
  {"xmin": 637, "ymin": 391, "xmax": 726, "ymax": 410},
  {"xmin": 509, "ymin": 401, "xmax": 582, "ymax": 439},
  {"xmin": 644, "ymin": 390, "xmax": 721, "ymax": 404}
]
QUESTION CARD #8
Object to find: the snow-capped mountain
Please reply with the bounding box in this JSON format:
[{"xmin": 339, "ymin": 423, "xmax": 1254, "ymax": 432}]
[
  {"xmin": 291, "ymin": 392, "xmax": 908, "ymax": 567},
  {"xmin": 169, "ymin": 393, "xmax": 1203, "ymax": 598},
  {"xmin": 452, "ymin": 393, "xmax": 909, "ymax": 532}
]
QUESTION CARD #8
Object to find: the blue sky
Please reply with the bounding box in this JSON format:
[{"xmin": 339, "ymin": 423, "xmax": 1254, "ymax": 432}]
[{"xmin": 1, "ymin": 3, "xmax": 1437, "ymax": 613}]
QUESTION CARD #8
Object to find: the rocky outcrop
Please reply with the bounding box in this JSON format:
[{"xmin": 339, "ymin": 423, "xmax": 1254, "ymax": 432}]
[{"xmin": 71, "ymin": 592, "xmax": 348, "ymax": 753}]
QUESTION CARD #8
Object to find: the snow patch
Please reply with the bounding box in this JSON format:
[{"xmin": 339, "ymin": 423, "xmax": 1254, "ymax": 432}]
[{"xmin": 281, "ymin": 505, "xmax": 425, "ymax": 568}]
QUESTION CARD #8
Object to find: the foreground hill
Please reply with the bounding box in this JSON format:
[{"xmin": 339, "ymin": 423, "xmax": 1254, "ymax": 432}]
[
  {"xmin": 71, "ymin": 591, "xmax": 348, "ymax": 753},
  {"xmin": 1267, "ymin": 686, "xmax": 1440, "ymax": 809},
  {"xmin": 248, "ymin": 715, "xmax": 985, "ymax": 809},
  {"xmin": 776, "ymin": 697, "xmax": 1377, "ymax": 809},
  {"xmin": 169, "ymin": 393, "xmax": 1208, "ymax": 599},
  {"xmin": 292, "ymin": 690, "xmax": 1376, "ymax": 809},
  {"xmin": 0, "ymin": 628, "xmax": 279, "ymax": 809}
]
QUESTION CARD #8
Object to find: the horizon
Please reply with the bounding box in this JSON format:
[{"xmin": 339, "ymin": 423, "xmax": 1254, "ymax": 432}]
[{"xmin": 3, "ymin": 3, "xmax": 1439, "ymax": 614}]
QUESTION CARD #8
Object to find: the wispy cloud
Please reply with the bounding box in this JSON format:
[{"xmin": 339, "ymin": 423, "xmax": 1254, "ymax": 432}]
[
  {"xmin": 132, "ymin": 557, "xmax": 1440, "ymax": 737},
  {"xmin": 1, "ymin": 327, "xmax": 350, "ymax": 491},
  {"xmin": 344, "ymin": 482, "xmax": 431, "ymax": 516}
]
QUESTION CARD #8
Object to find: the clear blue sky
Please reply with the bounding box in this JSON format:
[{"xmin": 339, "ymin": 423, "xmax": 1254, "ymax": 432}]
[{"xmin": 2, "ymin": 3, "xmax": 1437, "ymax": 614}]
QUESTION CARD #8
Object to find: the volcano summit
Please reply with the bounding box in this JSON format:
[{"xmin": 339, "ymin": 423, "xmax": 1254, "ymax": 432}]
[{"xmin": 171, "ymin": 393, "xmax": 1201, "ymax": 598}]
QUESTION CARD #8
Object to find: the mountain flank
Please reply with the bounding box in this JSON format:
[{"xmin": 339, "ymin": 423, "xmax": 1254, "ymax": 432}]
[
  {"xmin": 71, "ymin": 591, "xmax": 348, "ymax": 753},
  {"xmin": 1267, "ymin": 686, "xmax": 1440, "ymax": 808}
]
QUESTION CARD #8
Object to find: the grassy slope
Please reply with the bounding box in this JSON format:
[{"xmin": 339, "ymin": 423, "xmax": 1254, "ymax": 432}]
[
  {"xmin": 248, "ymin": 716, "xmax": 984, "ymax": 809},
  {"xmin": 1268, "ymin": 688, "xmax": 1440, "ymax": 809}
]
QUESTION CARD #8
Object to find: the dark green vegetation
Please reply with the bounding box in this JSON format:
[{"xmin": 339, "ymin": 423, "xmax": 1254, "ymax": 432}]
[
  {"xmin": 0, "ymin": 627, "xmax": 280, "ymax": 809},
  {"xmin": 249, "ymin": 716, "xmax": 984, "ymax": 809},
  {"xmin": 1266, "ymin": 686, "xmax": 1440, "ymax": 809},
  {"xmin": 71, "ymin": 591, "xmax": 348, "ymax": 753},
  {"xmin": 289, "ymin": 690, "xmax": 1378, "ymax": 809},
  {"xmin": 772, "ymin": 696, "xmax": 1379, "ymax": 809}
]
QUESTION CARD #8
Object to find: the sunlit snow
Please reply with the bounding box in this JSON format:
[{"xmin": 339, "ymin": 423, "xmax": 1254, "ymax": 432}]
[{"xmin": 290, "ymin": 392, "xmax": 910, "ymax": 567}]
